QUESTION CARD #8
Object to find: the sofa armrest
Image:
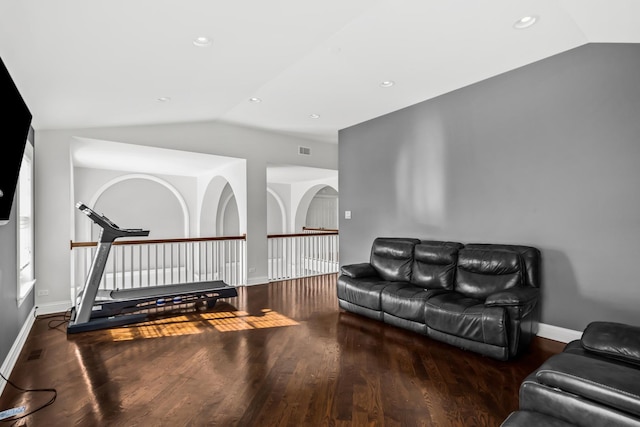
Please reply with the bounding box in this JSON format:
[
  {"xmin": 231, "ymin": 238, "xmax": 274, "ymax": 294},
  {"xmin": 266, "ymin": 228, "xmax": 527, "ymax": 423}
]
[
  {"xmin": 340, "ymin": 263, "xmax": 378, "ymax": 279},
  {"xmin": 581, "ymin": 321, "xmax": 640, "ymax": 366},
  {"xmin": 534, "ymin": 353, "xmax": 640, "ymax": 418},
  {"xmin": 484, "ymin": 287, "xmax": 539, "ymax": 307}
]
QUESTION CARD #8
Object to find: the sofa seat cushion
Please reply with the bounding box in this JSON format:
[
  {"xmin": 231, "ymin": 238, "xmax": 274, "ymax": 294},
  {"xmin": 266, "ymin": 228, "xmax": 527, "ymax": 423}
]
[
  {"xmin": 337, "ymin": 276, "xmax": 394, "ymax": 311},
  {"xmin": 380, "ymin": 283, "xmax": 445, "ymax": 323},
  {"xmin": 425, "ymin": 292, "xmax": 508, "ymax": 347}
]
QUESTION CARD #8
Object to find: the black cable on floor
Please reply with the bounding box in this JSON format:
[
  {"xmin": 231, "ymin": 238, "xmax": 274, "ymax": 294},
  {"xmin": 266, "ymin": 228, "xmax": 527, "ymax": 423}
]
[
  {"xmin": 35, "ymin": 308, "xmax": 72, "ymax": 332},
  {"xmin": 44, "ymin": 309, "xmax": 71, "ymax": 331},
  {"xmin": 0, "ymin": 371, "xmax": 56, "ymax": 423}
]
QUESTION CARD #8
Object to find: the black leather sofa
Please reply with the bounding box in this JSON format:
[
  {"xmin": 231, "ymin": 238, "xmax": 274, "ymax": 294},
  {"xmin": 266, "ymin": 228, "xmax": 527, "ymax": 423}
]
[
  {"xmin": 337, "ymin": 237, "xmax": 541, "ymax": 361},
  {"xmin": 502, "ymin": 321, "xmax": 640, "ymax": 427}
]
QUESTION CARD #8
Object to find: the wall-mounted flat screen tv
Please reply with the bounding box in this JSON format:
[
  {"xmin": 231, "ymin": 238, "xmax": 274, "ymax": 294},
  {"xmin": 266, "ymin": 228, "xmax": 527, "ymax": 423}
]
[{"xmin": 0, "ymin": 56, "xmax": 32, "ymax": 226}]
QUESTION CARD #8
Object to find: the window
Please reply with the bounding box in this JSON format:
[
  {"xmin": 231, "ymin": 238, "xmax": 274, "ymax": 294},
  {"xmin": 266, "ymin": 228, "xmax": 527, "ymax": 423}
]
[{"xmin": 17, "ymin": 142, "xmax": 35, "ymax": 305}]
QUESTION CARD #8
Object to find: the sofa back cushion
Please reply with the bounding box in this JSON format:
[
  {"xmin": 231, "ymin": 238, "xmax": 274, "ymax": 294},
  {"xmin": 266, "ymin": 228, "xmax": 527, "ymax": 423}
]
[
  {"xmin": 411, "ymin": 241, "xmax": 463, "ymax": 290},
  {"xmin": 370, "ymin": 238, "xmax": 420, "ymax": 282},
  {"xmin": 455, "ymin": 248, "xmax": 523, "ymax": 300},
  {"xmin": 465, "ymin": 244, "xmax": 541, "ymax": 288}
]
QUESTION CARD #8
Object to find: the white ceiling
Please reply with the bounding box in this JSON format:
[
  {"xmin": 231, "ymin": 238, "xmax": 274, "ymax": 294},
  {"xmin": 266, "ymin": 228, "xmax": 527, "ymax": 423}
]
[{"xmin": 1, "ymin": 0, "xmax": 639, "ymax": 144}]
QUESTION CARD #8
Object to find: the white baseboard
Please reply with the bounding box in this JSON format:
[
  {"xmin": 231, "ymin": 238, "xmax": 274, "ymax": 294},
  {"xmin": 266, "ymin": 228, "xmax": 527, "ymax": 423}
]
[
  {"xmin": 245, "ymin": 276, "xmax": 269, "ymax": 286},
  {"xmin": 0, "ymin": 306, "xmax": 36, "ymax": 396},
  {"xmin": 537, "ymin": 323, "xmax": 582, "ymax": 343},
  {"xmin": 35, "ymin": 300, "xmax": 72, "ymax": 316}
]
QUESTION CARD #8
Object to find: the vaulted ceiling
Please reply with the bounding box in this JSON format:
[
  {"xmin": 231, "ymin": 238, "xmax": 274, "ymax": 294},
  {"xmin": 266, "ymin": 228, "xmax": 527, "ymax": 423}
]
[{"xmin": 1, "ymin": 0, "xmax": 639, "ymax": 144}]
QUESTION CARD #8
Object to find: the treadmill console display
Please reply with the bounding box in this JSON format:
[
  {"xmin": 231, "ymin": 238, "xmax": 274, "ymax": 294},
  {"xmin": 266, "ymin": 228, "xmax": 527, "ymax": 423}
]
[{"xmin": 76, "ymin": 202, "xmax": 149, "ymax": 239}]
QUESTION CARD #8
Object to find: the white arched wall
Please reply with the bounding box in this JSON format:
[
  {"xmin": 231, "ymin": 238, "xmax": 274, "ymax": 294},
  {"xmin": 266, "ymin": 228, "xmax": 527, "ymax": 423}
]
[
  {"xmin": 267, "ymin": 187, "xmax": 287, "ymax": 234},
  {"xmin": 200, "ymin": 175, "xmax": 229, "ymax": 236},
  {"xmin": 217, "ymin": 183, "xmax": 240, "ymax": 236},
  {"xmin": 292, "ymin": 179, "xmax": 339, "ymax": 233},
  {"xmin": 305, "ymin": 187, "xmax": 339, "ymax": 229},
  {"xmin": 87, "ymin": 173, "xmax": 189, "ymax": 237},
  {"xmin": 197, "ymin": 160, "xmax": 247, "ymax": 236}
]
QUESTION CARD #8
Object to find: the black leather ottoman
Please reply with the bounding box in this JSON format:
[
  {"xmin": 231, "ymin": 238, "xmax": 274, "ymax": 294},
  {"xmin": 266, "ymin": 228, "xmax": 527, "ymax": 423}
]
[
  {"xmin": 501, "ymin": 410, "xmax": 575, "ymax": 426},
  {"xmin": 504, "ymin": 321, "xmax": 640, "ymax": 427}
]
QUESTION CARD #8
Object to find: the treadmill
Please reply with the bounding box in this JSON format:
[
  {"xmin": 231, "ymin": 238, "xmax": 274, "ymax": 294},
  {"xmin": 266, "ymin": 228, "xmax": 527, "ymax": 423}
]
[{"xmin": 67, "ymin": 202, "xmax": 238, "ymax": 334}]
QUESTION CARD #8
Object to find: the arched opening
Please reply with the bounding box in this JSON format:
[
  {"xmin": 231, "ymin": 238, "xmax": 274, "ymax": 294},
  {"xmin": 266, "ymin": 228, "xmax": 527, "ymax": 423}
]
[
  {"xmin": 85, "ymin": 176, "xmax": 188, "ymax": 288},
  {"xmin": 200, "ymin": 176, "xmax": 242, "ymax": 237},
  {"xmin": 305, "ymin": 186, "xmax": 339, "ymax": 230},
  {"xmin": 267, "ymin": 188, "xmax": 286, "ymax": 234},
  {"xmin": 294, "ymin": 184, "xmax": 339, "ymax": 232},
  {"xmin": 217, "ymin": 183, "xmax": 240, "ymax": 236},
  {"xmin": 201, "ymin": 176, "xmax": 227, "ymax": 236},
  {"xmin": 89, "ymin": 174, "xmax": 188, "ymax": 239}
]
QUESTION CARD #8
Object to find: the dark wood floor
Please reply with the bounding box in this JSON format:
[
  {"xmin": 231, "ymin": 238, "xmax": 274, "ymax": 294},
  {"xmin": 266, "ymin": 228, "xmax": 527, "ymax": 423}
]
[{"xmin": 1, "ymin": 274, "xmax": 563, "ymax": 426}]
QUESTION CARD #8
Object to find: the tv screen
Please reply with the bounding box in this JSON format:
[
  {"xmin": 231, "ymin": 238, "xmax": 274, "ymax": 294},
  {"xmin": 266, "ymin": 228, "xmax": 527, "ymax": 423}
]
[{"xmin": 0, "ymin": 56, "xmax": 32, "ymax": 226}]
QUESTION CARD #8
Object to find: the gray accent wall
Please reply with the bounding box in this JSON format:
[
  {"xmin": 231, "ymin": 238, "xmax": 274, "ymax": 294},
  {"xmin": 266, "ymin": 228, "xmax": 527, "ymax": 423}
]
[
  {"xmin": 339, "ymin": 43, "xmax": 640, "ymax": 331},
  {"xmin": 0, "ymin": 129, "xmax": 35, "ymax": 363}
]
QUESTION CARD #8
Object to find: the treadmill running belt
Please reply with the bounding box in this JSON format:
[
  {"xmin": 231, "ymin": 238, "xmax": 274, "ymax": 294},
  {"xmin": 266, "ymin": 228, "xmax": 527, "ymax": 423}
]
[{"xmin": 110, "ymin": 280, "xmax": 234, "ymax": 300}]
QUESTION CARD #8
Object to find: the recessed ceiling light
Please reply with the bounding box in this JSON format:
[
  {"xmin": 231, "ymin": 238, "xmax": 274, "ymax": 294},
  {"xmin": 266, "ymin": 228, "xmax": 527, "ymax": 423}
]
[
  {"xmin": 513, "ymin": 16, "xmax": 538, "ymax": 29},
  {"xmin": 380, "ymin": 80, "xmax": 395, "ymax": 88},
  {"xmin": 193, "ymin": 36, "xmax": 212, "ymax": 47},
  {"xmin": 249, "ymin": 97, "xmax": 262, "ymax": 103},
  {"xmin": 157, "ymin": 97, "xmax": 171, "ymax": 102},
  {"xmin": 310, "ymin": 114, "xmax": 320, "ymax": 119}
]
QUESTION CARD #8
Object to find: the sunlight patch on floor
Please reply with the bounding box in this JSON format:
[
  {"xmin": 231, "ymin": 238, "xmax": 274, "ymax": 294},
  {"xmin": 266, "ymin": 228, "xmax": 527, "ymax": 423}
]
[
  {"xmin": 201, "ymin": 309, "xmax": 299, "ymax": 332},
  {"xmin": 109, "ymin": 316, "xmax": 201, "ymax": 341},
  {"xmin": 108, "ymin": 309, "xmax": 298, "ymax": 340}
]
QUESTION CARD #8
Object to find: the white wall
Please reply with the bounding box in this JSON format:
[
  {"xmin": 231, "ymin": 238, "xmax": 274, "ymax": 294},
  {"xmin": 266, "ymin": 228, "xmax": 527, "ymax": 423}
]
[
  {"xmin": 74, "ymin": 167, "xmax": 196, "ymax": 240},
  {"xmin": 199, "ymin": 175, "xmax": 229, "ymax": 237},
  {"xmin": 267, "ymin": 183, "xmax": 292, "ymax": 234},
  {"xmin": 267, "ymin": 191, "xmax": 284, "ymax": 234},
  {"xmin": 217, "ymin": 183, "xmax": 240, "ymax": 236},
  {"xmin": 198, "ymin": 160, "xmax": 246, "ymax": 238},
  {"xmin": 35, "ymin": 121, "xmax": 338, "ymax": 308}
]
